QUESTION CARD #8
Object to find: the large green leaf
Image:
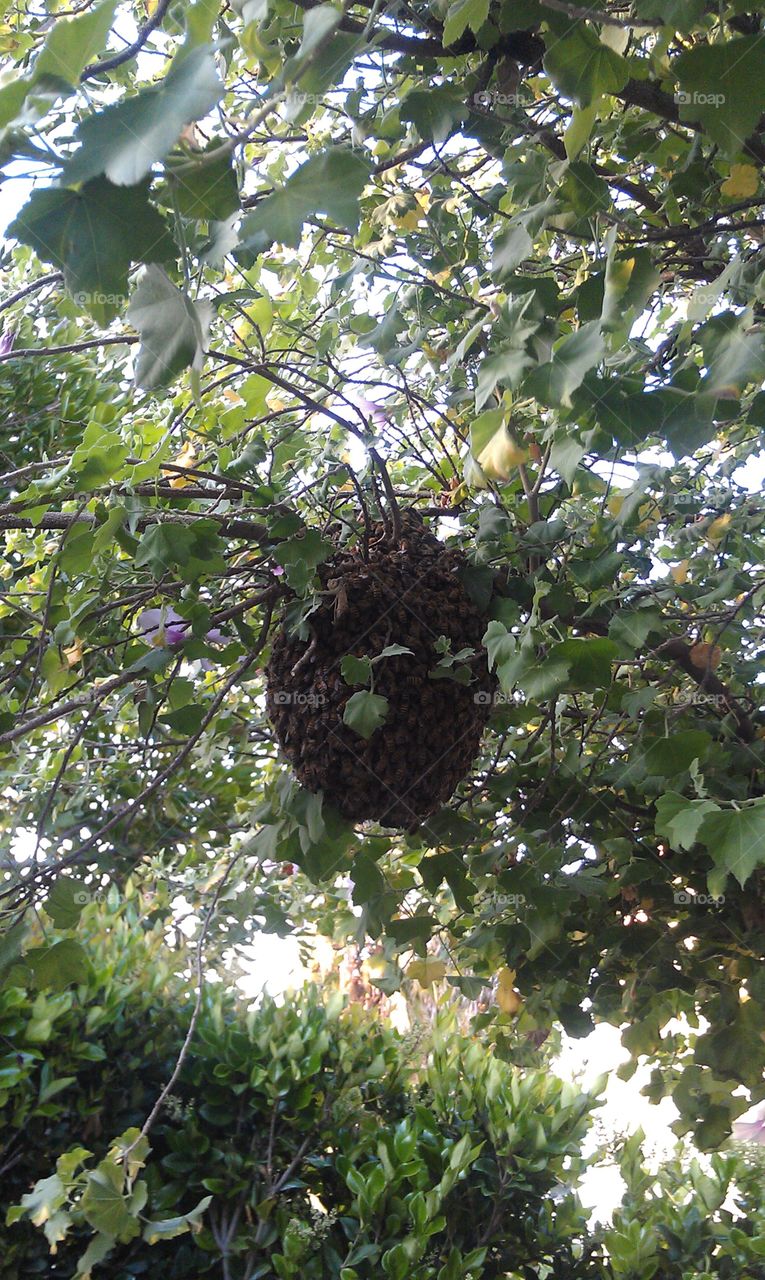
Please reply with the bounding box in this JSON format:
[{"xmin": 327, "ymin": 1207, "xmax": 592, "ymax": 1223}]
[
  {"xmin": 238, "ymin": 149, "xmax": 371, "ymax": 248},
  {"xmin": 343, "ymin": 691, "xmax": 389, "ymax": 739},
  {"xmin": 45, "ymin": 877, "xmax": 91, "ymax": 929},
  {"xmin": 35, "ymin": 0, "xmax": 118, "ymax": 85},
  {"xmin": 25, "ymin": 940, "xmax": 89, "ymax": 990},
  {"xmin": 655, "ymin": 792, "xmax": 720, "ymax": 851},
  {"xmin": 547, "ymin": 637, "xmax": 618, "ymax": 692},
  {"xmin": 134, "ymin": 520, "xmax": 225, "ymax": 580},
  {"xmin": 162, "ymin": 153, "xmax": 240, "ymax": 221},
  {"xmin": 698, "ymin": 800, "xmax": 765, "ymax": 892},
  {"xmin": 9, "ymin": 178, "xmax": 175, "ymax": 324},
  {"xmin": 544, "ymin": 27, "xmax": 630, "ymax": 107},
  {"xmin": 127, "ymin": 266, "xmax": 212, "ymax": 391},
  {"xmin": 80, "ymin": 1161, "xmax": 138, "ymax": 1240},
  {"xmin": 674, "ymin": 37, "xmax": 765, "ymax": 154},
  {"xmin": 0, "ymin": 0, "xmax": 117, "ymax": 129},
  {"xmin": 644, "ymin": 731, "xmax": 711, "ymax": 778},
  {"xmin": 64, "ymin": 45, "xmax": 223, "ymax": 186},
  {"xmin": 699, "ymin": 313, "xmax": 765, "ymax": 399},
  {"xmin": 524, "ymin": 321, "xmax": 605, "ymax": 407},
  {"xmin": 443, "ymin": 0, "xmax": 490, "ymax": 46},
  {"xmin": 400, "ymin": 87, "xmax": 466, "ymax": 144}
]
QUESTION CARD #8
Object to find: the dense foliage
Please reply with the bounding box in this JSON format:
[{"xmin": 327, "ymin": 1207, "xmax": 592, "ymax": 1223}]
[
  {"xmin": 1, "ymin": 0, "xmax": 765, "ymax": 1230},
  {"xmin": 5, "ymin": 891, "xmax": 765, "ymax": 1279},
  {"xmin": 1, "ymin": 889, "xmax": 600, "ymax": 1278}
]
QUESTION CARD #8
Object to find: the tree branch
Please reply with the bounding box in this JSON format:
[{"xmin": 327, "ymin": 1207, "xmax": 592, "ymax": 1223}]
[
  {"xmin": 80, "ymin": 0, "xmax": 174, "ymax": 80},
  {"xmin": 658, "ymin": 637, "xmax": 757, "ymax": 743},
  {"xmin": 0, "ymin": 273, "xmax": 63, "ymax": 315},
  {"xmin": 0, "ymin": 510, "xmax": 270, "ymax": 541}
]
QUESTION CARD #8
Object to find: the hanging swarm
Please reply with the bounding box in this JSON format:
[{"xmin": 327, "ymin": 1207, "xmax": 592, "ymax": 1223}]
[{"xmin": 266, "ymin": 511, "xmax": 496, "ymax": 829}]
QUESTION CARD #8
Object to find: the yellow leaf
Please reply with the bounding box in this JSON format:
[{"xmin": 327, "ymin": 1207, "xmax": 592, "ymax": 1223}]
[
  {"xmin": 406, "ymin": 957, "xmax": 448, "ymax": 987},
  {"xmin": 63, "ymin": 639, "xmax": 83, "ymax": 667},
  {"xmin": 721, "ymin": 164, "xmax": 759, "ymax": 199},
  {"xmin": 470, "ymin": 409, "xmax": 528, "ymax": 481},
  {"xmin": 163, "ymin": 440, "xmax": 197, "ymax": 488},
  {"xmin": 706, "ymin": 513, "xmax": 732, "ymax": 543},
  {"xmin": 497, "ymin": 967, "xmax": 522, "ymax": 1015},
  {"xmin": 670, "ymin": 560, "xmax": 689, "ymax": 585},
  {"xmin": 607, "ymin": 492, "xmax": 625, "ymax": 516},
  {"xmin": 689, "ymin": 642, "xmax": 722, "ymax": 672}
]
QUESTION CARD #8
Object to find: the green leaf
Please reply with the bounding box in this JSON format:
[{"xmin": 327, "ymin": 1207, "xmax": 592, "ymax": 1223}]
[
  {"xmin": 607, "ymin": 607, "xmax": 662, "ymax": 654},
  {"xmin": 0, "ymin": 920, "xmax": 28, "ymax": 977},
  {"xmin": 142, "ymin": 1195, "xmax": 212, "ymax": 1244},
  {"xmin": 289, "ymin": 4, "xmax": 342, "ymax": 62},
  {"xmin": 375, "ymin": 644, "xmax": 415, "ymax": 661},
  {"xmin": 239, "ymin": 149, "xmax": 371, "ymax": 249},
  {"xmin": 343, "ymin": 691, "xmax": 389, "ymax": 739},
  {"xmin": 35, "ymin": 0, "xmax": 118, "ymax": 85},
  {"xmin": 699, "ymin": 313, "xmax": 765, "ymax": 400},
  {"xmin": 65, "ymin": 45, "xmax": 223, "ymax": 186},
  {"xmin": 16, "ymin": 1173, "xmax": 67, "ymax": 1227},
  {"xmin": 80, "ymin": 1161, "xmax": 137, "ymax": 1240},
  {"xmin": 75, "ymin": 1232, "xmax": 116, "ymax": 1278},
  {"xmin": 71, "ymin": 424, "xmax": 129, "ymax": 488},
  {"xmin": 547, "ymin": 637, "xmax": 618, "ymax": 691},
  {"xmin": 45, "ymin": 878, "xmax": 91, "ymax": 929},
  {"xmin": 341, "ymin": 655, "xmax": 373, "ymax": 686},
  {"xmin": 475, "ymin": 300, "xmax": 539, "ymax": 408},
  {"xmin": 159, "ymin": 704, "xmax": 207, "ymax": 735},
  {"xmin": 544, "ymin": 27, "xmax": 630, "ymax": 107},
  {"xmin": 127, "ymin": 266, "xmax": 212, "ymax": 391},
  {"xmin": 644, "ymin": 731, "xmax": 711, "ymax": 777},
  {"xmin": 134, "ymin": 520, "xmax": 225, "ymax": 580},
  {"xmin": 564, "ymin": 103, "xmax": 597, "ymax": 160},
  {"xmin": 400, "ymin": 87, "xmax": 465, "ymax": 144},
  {"xmin": 163, "ymin": 152, "xmax": 240, "ymax": 221},
  {"xmin": 9, "ymin": 178, "xmax": 175, "ymax": 324},
  {"xmin": 273, "ymin": 529, "xmax": 334, "ymax": 570},
  {"xmin": 601, "ymin": 247, "xmax": 659, "ymax": 335},
  {"xmin": 524, "ymin": 322, "xmax": 605, "ymax": 408},
  {"xmin": 655, "ymin": 792, "xmax": 720, "ymax": 851},
  {"xmin": 39, "ymin": 1072, "xmax": 77, "ymax": 1103},
  {"xmin": 26, "ymin": 939, "xmax": 89, "ymax": 990},
  {"xmin": 674, "ymin": 38, "xmax": 765, "ymax": 155},
  {"xmin": 549, "ymin": 435, "xmax": 585, "ymax": 487},
  {"xmin": 698, "ymin": 800, "xmax": 765, "ymax": 890},
  {"xmin": 443, "ymin": 0, "xmax": 490, "ymax": 47}
]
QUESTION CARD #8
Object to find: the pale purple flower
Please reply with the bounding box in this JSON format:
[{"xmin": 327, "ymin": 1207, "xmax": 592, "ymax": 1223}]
[
  {"xmin": 0, "ymin": 329, "xmax": 15, "ymax": 356},
  {"xmin": 733, "ymin": 1105, "xmax": 765, "ymax": 1144},
  {"xmin": 137, "ymin": 607, "xmax": 224, "ymax": 649},
  {"xmin": 356, "ymin": 396, "xmax": 390, "ymax": 426}
]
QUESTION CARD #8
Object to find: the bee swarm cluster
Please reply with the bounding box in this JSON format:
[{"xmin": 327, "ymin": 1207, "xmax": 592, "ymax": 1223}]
[{"xmin": 266, "ymin": 511, "xmax": 495, "ymax": 829}]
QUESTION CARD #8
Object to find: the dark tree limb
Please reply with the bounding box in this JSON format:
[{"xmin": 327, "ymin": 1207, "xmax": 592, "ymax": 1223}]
[{"xmin": 80, "ymin": 0, "xmax": 174, "ymax": 81}]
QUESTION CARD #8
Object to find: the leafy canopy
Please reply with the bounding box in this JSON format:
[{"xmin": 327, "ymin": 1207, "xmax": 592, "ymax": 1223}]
[{"xmin": 1, "ymin": 0, "xmax": 765, "ymax": 1196}]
